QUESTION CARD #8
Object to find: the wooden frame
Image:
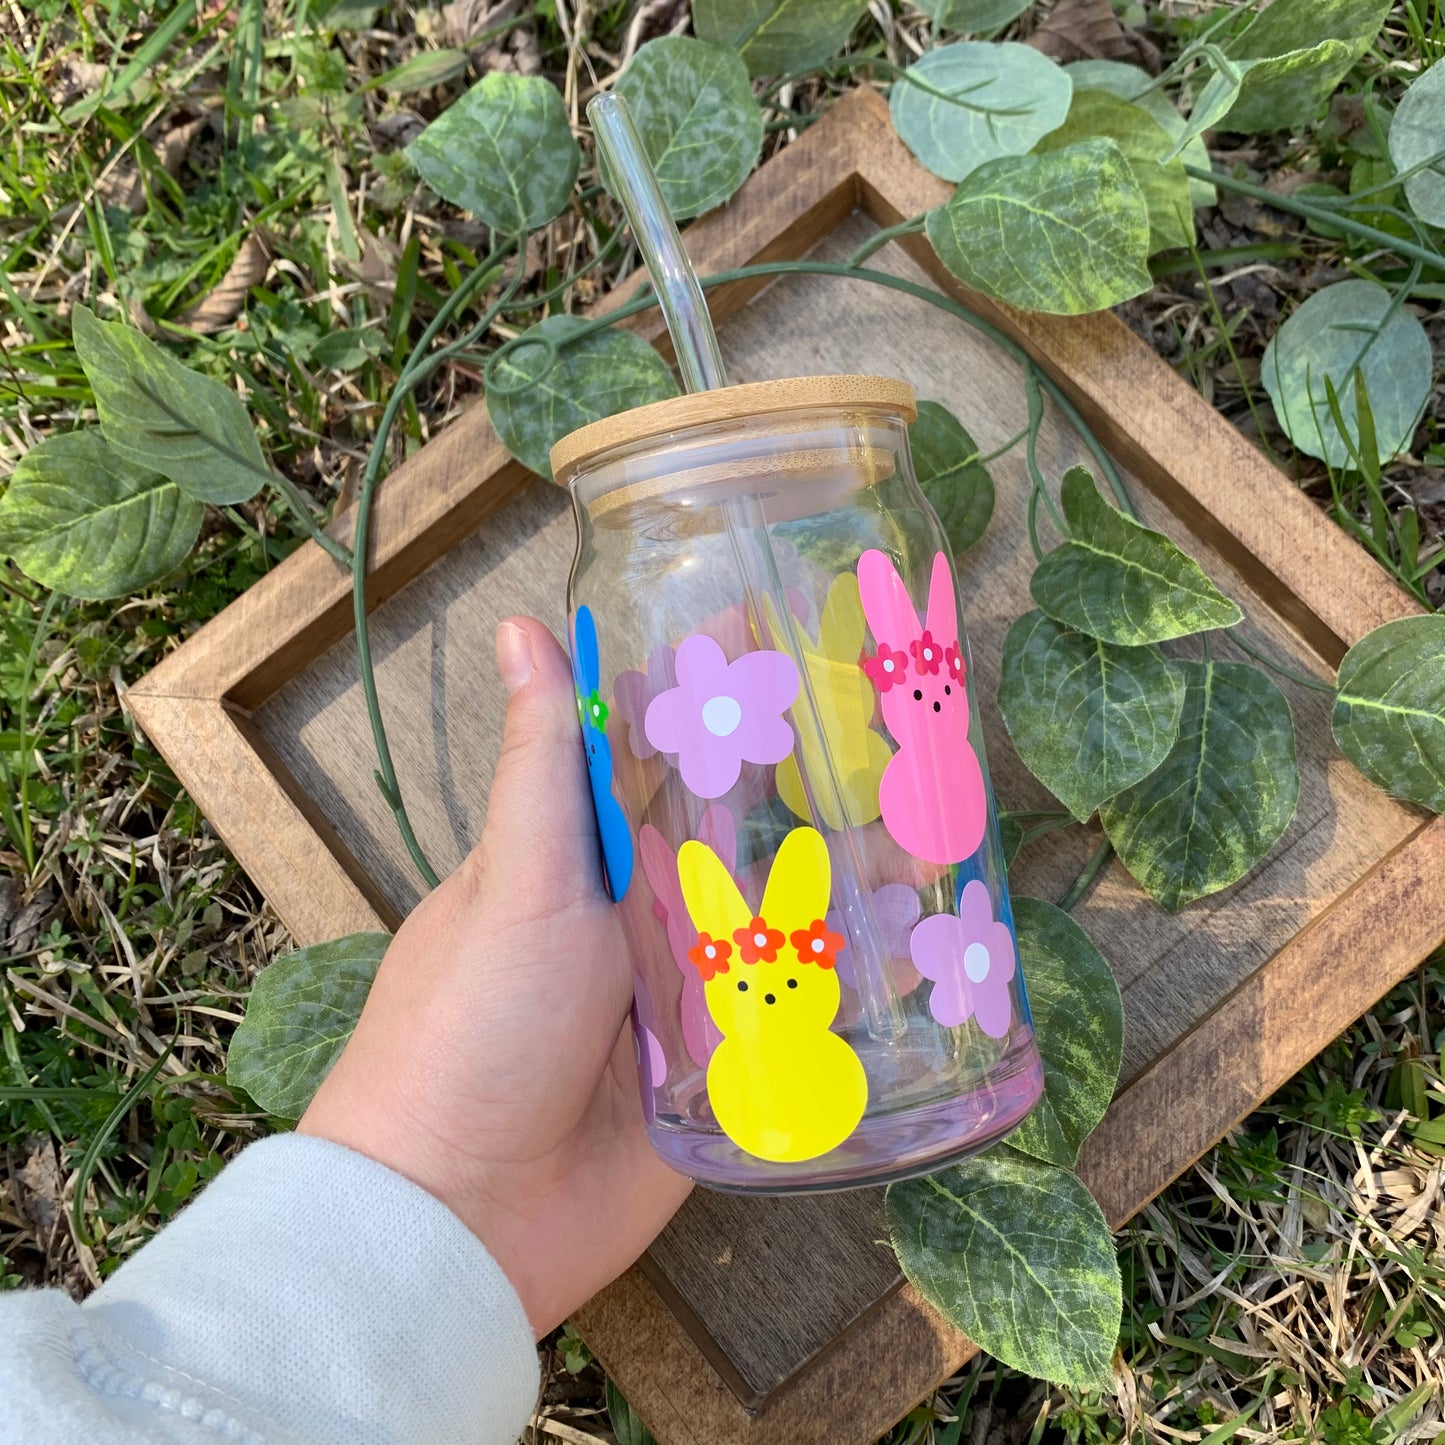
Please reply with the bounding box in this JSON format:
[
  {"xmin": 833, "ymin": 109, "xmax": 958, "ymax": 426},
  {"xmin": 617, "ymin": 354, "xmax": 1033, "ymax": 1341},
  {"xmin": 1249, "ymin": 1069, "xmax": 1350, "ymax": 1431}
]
[{"xmin": 128, "ymin": 87, "xmax": 1445, "ymax": 1444}]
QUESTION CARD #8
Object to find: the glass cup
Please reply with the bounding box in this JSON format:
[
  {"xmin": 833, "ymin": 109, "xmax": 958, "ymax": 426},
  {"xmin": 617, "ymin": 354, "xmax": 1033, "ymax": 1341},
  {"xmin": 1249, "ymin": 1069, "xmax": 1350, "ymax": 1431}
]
[{"xmin": 551, "ymin": 376, "xmax": 1043, "ymax": 1192}]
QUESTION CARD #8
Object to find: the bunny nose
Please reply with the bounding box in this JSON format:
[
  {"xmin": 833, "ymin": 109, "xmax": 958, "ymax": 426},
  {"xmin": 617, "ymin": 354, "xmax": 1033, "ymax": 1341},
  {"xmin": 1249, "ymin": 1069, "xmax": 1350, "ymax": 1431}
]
[{"xmin": 932, "ymin": 700, "xmax": 941, "ymax": 713}]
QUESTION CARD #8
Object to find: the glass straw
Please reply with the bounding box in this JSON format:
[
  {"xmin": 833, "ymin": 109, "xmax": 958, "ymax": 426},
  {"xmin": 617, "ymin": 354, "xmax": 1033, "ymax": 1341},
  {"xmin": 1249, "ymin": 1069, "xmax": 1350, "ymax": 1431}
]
[{"xmin": 588, "ymin": 92, "xmax": 904, "ymax": 1044}]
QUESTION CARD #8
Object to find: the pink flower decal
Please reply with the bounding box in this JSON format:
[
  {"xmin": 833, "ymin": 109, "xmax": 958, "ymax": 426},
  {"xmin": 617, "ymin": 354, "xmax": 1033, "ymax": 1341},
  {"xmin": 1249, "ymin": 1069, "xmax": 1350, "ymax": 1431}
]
[
  {"xmin": 614, "ymin": 644, "xmax": 677, "ymax": 760},
  {"xmin": 643, "ymin": 634, "xmax": 799, "ymax": 799},
  {"xmin": 862, "ymin": 642, "xmax": 908, "ymax": 693},
  {"xmin": 946, "ymin": 643, "xmax": 965, "ymax": 683},
  {"xmin": 909, "ymin": 880, "xmax": 1016, "ymax": 1037},
  {"xmin": 911, "ymin": 630, "xmax": 943, "ymax": 675}
]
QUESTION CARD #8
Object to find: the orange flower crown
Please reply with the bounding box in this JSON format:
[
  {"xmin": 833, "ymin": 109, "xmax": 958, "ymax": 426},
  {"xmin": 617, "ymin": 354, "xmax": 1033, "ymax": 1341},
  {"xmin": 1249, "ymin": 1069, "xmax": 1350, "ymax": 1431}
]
[{"xmin": 688, "ymin": 915, "xmax": 845, "ymax": 981}]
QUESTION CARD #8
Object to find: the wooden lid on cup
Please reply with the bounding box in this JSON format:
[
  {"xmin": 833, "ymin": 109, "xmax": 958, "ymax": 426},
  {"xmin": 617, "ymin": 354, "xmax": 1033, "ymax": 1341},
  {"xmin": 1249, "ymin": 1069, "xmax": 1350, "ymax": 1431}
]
[{"xmin": 549, "ymin": 374, "xmax": 917, "ymax": 486}]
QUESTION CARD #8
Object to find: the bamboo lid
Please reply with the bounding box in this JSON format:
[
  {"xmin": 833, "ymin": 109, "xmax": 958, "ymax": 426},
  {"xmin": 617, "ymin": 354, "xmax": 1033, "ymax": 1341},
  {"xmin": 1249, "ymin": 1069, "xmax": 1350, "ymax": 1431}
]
[{"xmin": 549, "ymin": 374, "xmax": 917, "ymax": 485}]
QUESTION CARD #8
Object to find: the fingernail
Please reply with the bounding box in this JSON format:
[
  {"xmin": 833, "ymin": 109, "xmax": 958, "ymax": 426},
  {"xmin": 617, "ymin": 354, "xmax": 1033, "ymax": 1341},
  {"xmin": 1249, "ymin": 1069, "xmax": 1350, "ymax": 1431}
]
[{"xmin": 495, "ymin": 621, "xmax": 533, "ymax": 695}]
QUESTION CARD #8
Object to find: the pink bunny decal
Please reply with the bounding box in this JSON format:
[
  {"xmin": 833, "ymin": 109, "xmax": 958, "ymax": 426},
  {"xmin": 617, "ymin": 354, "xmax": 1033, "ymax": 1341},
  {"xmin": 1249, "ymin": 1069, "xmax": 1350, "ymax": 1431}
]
[
  {"xmin": 856, "ymin": 549, "xmax": 987, "ymax": 866},
  {"xmin": 638, "ymin": 806, "xmax": 734, "ymax": 1068}
]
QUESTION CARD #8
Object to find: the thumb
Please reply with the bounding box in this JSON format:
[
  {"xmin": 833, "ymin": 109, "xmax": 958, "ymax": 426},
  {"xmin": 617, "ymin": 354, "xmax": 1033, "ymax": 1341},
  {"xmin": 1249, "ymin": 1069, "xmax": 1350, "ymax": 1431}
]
[{"xmin": 474, "ymin": 615, "xmax": 605, "ymax": 904}]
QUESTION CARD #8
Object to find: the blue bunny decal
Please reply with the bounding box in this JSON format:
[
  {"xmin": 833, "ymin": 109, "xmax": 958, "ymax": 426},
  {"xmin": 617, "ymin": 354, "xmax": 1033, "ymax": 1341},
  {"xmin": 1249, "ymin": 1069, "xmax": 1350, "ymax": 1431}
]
[{"xmin": 570, "ymin": 605, "xmax": 634, "ymax": 902}]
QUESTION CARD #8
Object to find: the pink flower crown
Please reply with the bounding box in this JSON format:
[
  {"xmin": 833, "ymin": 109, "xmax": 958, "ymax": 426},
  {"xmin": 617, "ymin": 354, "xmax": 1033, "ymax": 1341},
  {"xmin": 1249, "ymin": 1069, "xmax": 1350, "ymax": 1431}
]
[{"xmin": 860, "ymin": 630, "xmax": 966, "ymax": 693}]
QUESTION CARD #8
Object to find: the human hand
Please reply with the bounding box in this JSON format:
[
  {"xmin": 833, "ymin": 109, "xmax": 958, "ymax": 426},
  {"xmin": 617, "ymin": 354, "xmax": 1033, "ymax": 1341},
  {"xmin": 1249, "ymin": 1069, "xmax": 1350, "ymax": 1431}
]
[{"xmin": 299, "ymin": 616, "xmax": 693, "ymax": 1334}]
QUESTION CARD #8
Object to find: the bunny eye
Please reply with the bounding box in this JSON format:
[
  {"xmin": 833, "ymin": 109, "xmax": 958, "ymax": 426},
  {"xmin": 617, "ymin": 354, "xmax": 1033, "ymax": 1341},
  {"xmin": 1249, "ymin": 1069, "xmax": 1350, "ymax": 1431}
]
[
  {"xmin": 913, "ymin": 688, "xmax": 923, "ymax": 702},
  {"xmin": 944, "ymin": 684, "xmax": 952, "ymax": 696}
]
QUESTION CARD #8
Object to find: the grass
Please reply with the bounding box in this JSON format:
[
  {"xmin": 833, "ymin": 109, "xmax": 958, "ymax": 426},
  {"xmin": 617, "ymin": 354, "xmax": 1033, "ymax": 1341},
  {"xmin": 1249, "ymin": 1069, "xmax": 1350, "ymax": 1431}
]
[{"xmin": 2, "ymin": 0, "xmax": 1443, "ymax": 1441}]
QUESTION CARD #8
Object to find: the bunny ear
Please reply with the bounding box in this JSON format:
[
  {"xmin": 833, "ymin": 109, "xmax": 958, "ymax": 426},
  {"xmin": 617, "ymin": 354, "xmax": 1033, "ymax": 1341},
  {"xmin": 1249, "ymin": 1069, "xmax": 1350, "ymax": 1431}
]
[
  {"xmin": 572, "ymin": 605, "xmax": 601, "ymax": 693},
  {"xmin": 819, "ymin": 571, "xmax": 866, "ymax": 661},
  {"xmin": 925, "ymin": 552, "xmax": 959, "ymax": 643},
  {"xmin": 678, "ymin": 839, "xmax": 753, "ymax": 941},
  {"xmin": 761, "ymin": 825, "xmax": 831, "ymax": 935},
  {"xmin": 697, "ymin": 803, "xmax": 737, "ymax": 873},
  {"xmin": 637, "ymin": 824, "xmax": 682, "ymax": 909},
  {"xmin": 857, "ymin": 549, "xmax": 922, "ymax": 646}
]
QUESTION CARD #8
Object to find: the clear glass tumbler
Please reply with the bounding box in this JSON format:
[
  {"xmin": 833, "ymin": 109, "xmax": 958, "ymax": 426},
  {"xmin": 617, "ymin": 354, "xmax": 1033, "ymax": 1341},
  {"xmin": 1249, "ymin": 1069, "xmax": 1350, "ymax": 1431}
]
[{"xmin": 552, "ymin": 375, "xmax": 1042, "ymax": 1192}]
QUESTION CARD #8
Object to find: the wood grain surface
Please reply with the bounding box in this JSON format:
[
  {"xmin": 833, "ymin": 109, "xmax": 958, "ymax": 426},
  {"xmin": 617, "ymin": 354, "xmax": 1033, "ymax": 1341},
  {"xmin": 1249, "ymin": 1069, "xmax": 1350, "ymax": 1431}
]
[{"xmin": 126, "ymin": 86, "xmax": 1445, "ymax": 1445}]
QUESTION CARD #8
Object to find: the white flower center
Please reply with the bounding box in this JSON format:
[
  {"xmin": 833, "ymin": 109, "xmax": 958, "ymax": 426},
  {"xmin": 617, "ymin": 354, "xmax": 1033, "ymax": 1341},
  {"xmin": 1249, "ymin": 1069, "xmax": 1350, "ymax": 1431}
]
[
  {"xmin": 754, "ymin": 933, "xmax": 767, "ymax": 947},
  {"xmin": 701, "ymin": 694, "xmax": 742, "ymax": 737},
  {"xmin": 923, "ymin": 647, "xmax": 933, "ymax": 660},
  {"xmin": 964, "ymin": 942, "xmax": 991, "ymax": 983},
  {"xmin": 811, "ymin": 938, "xmax": 825, "ymax": 953},
  {"xmin": 883, "ymin": 658, "xmax": 895, "ymax": 673},
  {"xmin": 704, "ymin": 945, "xmax": 716, "ymax": 959}
]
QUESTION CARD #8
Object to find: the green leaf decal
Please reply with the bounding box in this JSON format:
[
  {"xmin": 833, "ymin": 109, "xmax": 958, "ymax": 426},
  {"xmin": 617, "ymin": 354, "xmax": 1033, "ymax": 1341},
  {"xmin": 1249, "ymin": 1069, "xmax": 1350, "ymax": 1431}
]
[
  {"xmin": 1035, "ymin": 90, "xmax": 1195, "ymax": 253},
  {"xmin": 486, "ymin": 317, "xmax": 678, "ymax": 478},
  {"xmin": 920, "ymin": 0, "xmax": 1033, "ymax": 31},
  {"xmin": 1030, "ymin": 468, "xmax": 1243, "ymax": 645},
  {"xmin": 1332, "ymin": 615, "xmax": 1445, "ymax": 815},
  {"xmin": 1388, "ymin": 60, "xmax": 1445, "ymax": 228},
  {"xmin": 614, "ymin": 36, "xmax": 763, "ymax": 220},
  {"xmin": 227, "ymin": 932, "xmax": 390, "ymax": 1119},
  {"xmin": 1064, "ymin": 59, "xmax": 1217, "ymax": 206},
  {"xmin": 998, "ymin": 610, "xmax": 1185, "ymax": 821},
  {"xmin": 72, "ymin": 304, "xmax": 270, "ymax": 506},
  {"xmin": 1008, "ymin": 897, "xmax": 1123, "ymax": 1167},
  {"xmin": 911, "ymin": 400, "xmax": 995, "ymax": 554},
  {"xmin": 1222, "ymin": 0, "xmax": 1391, "ymax": 133},
  {"xmin": 885, "ymin": 1152, "xmax": 1122, "ymax": 1389},
  {"xmin": 692, "ymin": 0, "xmax": 869, "ymax": 76},
  {"xmin": 404, "ymin": 71, "xmax": 581, "ymax": 232},
  {"xmin": 1100, "ymin": 661, "xmax": 1299, "ymax": 912},
  {"xmin": 227, "ymin": 932, "xmax": 390, "ymax": 1118},
  {"xmin": 926, "ymin": 139, "xmax": 1152, "ymax": 315},
  {"xmin": 1261, "ymin": 279, "xmax": 1433, "ymax": 469},
  {"xmin": 891, "ymin": 42, "xmax": 1072, "ymax": 183},
  {"xmin": 0, "ymin": 432, "xmax": 203, "ymax": 600}
]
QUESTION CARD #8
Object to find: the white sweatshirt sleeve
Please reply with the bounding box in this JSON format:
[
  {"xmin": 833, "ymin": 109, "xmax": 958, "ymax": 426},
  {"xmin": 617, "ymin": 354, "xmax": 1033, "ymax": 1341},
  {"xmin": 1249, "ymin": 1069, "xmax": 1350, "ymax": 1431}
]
[{"xmin": 0, "ymin": 1134, "xmax": 540, "ymax": 1445}]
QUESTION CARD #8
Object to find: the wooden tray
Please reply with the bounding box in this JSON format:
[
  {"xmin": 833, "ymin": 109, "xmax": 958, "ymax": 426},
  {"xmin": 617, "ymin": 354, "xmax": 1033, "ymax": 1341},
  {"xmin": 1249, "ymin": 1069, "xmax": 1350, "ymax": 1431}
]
[{"xmin": 128, "ymin": 87, "xmax": 1445, "ymax": 1444}]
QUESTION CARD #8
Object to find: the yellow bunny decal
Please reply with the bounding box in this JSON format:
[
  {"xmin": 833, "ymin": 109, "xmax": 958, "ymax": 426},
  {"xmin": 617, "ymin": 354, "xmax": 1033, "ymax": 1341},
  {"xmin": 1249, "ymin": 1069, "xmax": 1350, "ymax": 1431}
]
[
  {"xmin": 677, "ymin": 825, "xmax": 868, "ymax": 1162},
  {"xmin": 770, "ymin": 574, "xmax": 893, "ymax": 829}
]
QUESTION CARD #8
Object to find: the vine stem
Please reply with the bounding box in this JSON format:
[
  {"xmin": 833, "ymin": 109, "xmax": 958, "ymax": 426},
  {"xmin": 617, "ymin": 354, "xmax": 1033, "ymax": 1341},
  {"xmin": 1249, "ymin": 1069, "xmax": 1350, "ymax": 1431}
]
[
  {"xmin": 500, "ymin": 256, "xmax": 1136, "ymax": 518},
  {"xmin": 352, "ymin": 234, "xmax": 522, "ymax": 891},
  {"xmin": 1059, "ymin": 838, "xmax": 1114, "ymax": 912},
  {"xmin": 1184, "ymin": 165, "xmax": 1445, "ymax": 272},
  {"xmin": 1226, "ymin": 630, "xmax": 1337, "ymax": 695}
]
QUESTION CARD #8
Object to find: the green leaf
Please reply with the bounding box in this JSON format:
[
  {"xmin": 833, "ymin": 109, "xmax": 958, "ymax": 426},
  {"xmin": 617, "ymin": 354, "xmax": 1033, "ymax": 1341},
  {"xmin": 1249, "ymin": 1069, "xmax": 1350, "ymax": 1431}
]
[
  {"xmin": 692, "ymin": 0, "xmax": 869, "ymax": 76},
  {"xmin": 1064, "ymin": 59, "xmax": 1216, "ymax": 206},
  {"xmin": 486, "ymin": 317, "xmax": 679, "ymax": 478},
  {"xmin": 614, "ymin": 36, "xmax": 763, "ymax": 221},
  {"xmin": 1030, "ymin": 468, "xmax": 1243, "ymax": 645},
  {"xmin": 404, "ymin": 71, "xmax": 581, "ymax": 232},
  {"xmin": 998, "ymin": 611, "xmax": 1185, "ymax": 821},
  {"xmin": 885, "ymin": 1152, "xmax": 1122, "ymax": 1389},
  {"xmin": 1261, "ymin": 279, "xmax": 1433, "ymax": 470},
  {"xmin": 927, "ymin": 139, "xmax": 1151, "ymax": 315},
  {"xmin": 1000, "ymin": 813, "xmax": 1025, "ymax": 868},
  {"xmin": 368, "ymin": 47, "xmax": 469, "ymax": 93},
  {"xmin": 605, "ymin": 1380, "xmax": 658, "ymax": 1445},
  {"xmin": 890, "ymin": 42, "xmax": 1072, "ymax": 183},
  {"xmin": 226, "ymin": 932, "xmax": 390, "ymax": 1120},
  {"xmin": 1171, "ymin": 63, "xmax": 1244, "ymax": 164},
  {"xmin": 921, "ymin": 0, "xmax": 1033, "ymax": 30},
  {"xmin": 0, "ymin": 431, "xmax": 203, "ymax": 600},
  {"xmin": 911, "ymin": 400, "xmax": 994, "ymax": 554},
  {"xmin": 1331, "ymin": 615, "xmax": 1445, "ymax": 815},
  {"xmin": 1100, "ymin": 661, "xmax": 1299, "ymax": 912},
  {"xmin": 1223, "ymin": 0, "xmax": 1391, "ymax": 133},
  {"xmin": 1389, "ymin": 59, "xmax": 1445, "ymax": 228},
  {"xmin": 1008, "ymin": 897, "xmax": 1123, "ymax": 1167},
  {"xmin": 1034, "ymin": 90, "xmax": 1194, "ymax": 253},
  {"xmin": 72, "ymin": 304, "xmax": 270, "ymax": 506}
]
